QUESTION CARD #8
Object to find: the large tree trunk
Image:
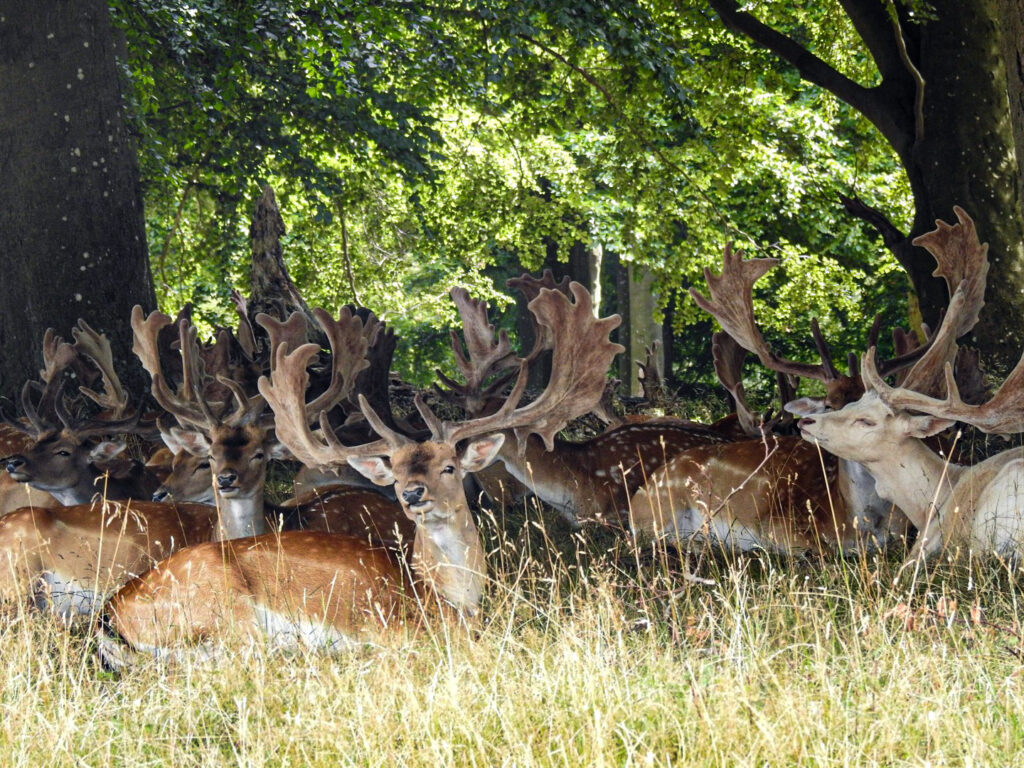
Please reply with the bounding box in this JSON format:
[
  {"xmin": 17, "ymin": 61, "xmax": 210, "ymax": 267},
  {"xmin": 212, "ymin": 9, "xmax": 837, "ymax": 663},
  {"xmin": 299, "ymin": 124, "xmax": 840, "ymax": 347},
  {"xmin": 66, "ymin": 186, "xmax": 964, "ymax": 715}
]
[
  {"xmin": 899, "ymin": 0, "xmax": 1024, "ymax": 372},
  {"xmin": 0, "ymin": 0, "xmax": 155, "ymax": 404}
]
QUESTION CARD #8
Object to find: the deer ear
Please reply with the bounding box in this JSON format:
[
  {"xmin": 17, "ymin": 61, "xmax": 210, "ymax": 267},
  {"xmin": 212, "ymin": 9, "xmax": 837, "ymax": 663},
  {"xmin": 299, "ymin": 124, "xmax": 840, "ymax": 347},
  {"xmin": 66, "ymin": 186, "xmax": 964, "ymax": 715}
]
[
  {"xmin": 460, "ymin": 433, "xmax": 506, "ymax": 473},
  {"xmin": 88, "ymin": 440, "xmax": 127, "ymax": 463},
  {"xmin": 170, "ymin": 428, "xmax": 211, "ymax": 457},
  {"xmin": 784, "ymin": 397, "xmax": 825, "ymax": 417},
  {"xmin": 901, "ymin": 413, "xmax": 956, "ymax": 439},
  {"xmin": 347, "ymin": 456, "xmax": 395, "ymax": 486}
]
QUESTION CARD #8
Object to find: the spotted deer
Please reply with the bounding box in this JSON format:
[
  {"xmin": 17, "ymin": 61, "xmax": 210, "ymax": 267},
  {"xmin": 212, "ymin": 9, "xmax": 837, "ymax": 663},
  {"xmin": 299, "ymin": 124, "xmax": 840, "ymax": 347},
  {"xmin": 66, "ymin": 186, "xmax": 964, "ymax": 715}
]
[
  {"xmin": 438, "ymin": 278, "xmax": 742, "ymax": 527},
  {"xmin": 630, "ymin": 209, "xmax": 989, "ymax": 555},
  {"xmin": 4, "ymin": 321, "xmax": 160, "ymax": 504},
  {"xmin": 98, "ymin": 283, "xmax": 621, "ymax": 664},
  {"xmin": 131, "ymin": 303, "xmax": 410, "ymax": 546}
]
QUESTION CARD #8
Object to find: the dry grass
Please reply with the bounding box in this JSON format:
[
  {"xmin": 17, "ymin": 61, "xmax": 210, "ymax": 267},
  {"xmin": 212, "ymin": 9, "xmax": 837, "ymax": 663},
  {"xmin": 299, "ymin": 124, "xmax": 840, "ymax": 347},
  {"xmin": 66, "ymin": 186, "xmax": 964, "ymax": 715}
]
[{"xmin": 0, "ymin": 499, "xmax": 1023, "ymax": 766}]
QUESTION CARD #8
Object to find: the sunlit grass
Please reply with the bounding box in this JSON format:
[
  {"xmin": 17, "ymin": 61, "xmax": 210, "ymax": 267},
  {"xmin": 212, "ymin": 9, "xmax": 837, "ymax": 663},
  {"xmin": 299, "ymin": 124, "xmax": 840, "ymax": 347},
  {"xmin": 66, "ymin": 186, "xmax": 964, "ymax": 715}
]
[{"xmin": 0, "ymin": 498, "xmax": 1022, "ymax": 766}]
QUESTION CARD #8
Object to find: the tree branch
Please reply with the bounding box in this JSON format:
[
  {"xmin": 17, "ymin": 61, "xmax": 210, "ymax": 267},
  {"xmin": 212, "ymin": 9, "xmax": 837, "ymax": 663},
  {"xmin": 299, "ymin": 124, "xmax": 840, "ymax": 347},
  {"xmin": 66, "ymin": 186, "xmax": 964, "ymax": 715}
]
[
  {"xmin": 839, "ymin": 193, "xmax": 908, "ymax": 251},
  {"xmin": 838, "ymin": 0, "xmax": 908, "ymax": 82},
  {"xmin": 705, "ymin": 0, "xmax": 896, "ymax": 140}
]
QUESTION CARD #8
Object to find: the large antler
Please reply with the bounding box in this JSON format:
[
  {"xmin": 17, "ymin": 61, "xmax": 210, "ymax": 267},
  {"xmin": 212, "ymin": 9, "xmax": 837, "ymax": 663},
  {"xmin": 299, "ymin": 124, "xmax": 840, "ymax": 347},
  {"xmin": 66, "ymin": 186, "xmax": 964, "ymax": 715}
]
[
  {"xmin": 880, "ymin": 208, "xmax": 989, "ymax": 397},
  {"xmin": 19, "ymin": 329, "xmax": 78, "ymax": 434},
  {"xmin": 258, "ymin": 311, "xmax": 387, "ymax": 470},
  {"xmin": 71, "ymin": 319, "xmax": 129, "ymax": 417},
  {"xmin": 434, "ymin": 286, "xmax": 519, "ymax": 416},
  {"xmin": 691, "ymin": 243, "xmax": 953, "ymax": 407},
  {"xmin": 417, "ymin": 283, "xmax": 623, "ymax": 450}
]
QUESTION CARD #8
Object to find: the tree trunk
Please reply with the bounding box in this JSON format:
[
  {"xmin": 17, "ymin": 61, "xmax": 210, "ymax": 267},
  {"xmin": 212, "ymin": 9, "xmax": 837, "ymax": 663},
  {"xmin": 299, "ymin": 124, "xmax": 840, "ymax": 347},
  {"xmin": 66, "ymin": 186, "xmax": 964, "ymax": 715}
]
[
  {"xmin": 900, "ymin": 0, "xmax": 1024, "ymax": 372},
  {"xmin": 0, "ymin": 0, "xmax": 154, "ymax": 404},
  {"xmin": 997, "ymin": 0, "xmax": 1024, "ymax": 207}
]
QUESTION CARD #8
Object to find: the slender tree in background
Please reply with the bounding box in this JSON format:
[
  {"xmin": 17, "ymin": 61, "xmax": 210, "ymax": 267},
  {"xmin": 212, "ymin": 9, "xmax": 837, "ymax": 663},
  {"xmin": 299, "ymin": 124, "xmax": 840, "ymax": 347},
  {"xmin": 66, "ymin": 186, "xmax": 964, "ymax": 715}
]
[{"xmin": 0, "ymin": 0, "xmax": 155, "ymax": 403}]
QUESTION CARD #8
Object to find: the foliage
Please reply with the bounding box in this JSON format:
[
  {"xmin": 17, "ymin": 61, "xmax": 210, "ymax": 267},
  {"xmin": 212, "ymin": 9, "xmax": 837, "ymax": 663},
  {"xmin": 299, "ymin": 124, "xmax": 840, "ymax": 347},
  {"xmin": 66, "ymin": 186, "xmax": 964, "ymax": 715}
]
[{"xmin": 111, "ymin": 0, "xmax": 913, "ymax": 389}]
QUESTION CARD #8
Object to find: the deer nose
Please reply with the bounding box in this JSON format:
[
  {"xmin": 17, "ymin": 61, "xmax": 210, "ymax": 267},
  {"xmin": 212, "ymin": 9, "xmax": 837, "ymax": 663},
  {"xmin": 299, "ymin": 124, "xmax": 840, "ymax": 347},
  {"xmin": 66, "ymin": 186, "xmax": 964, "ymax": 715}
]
[
  {"xmin": 152, "ymin": 487, "xmax": 170, "ymax": 502},
  {"xmin": 5, "ymin": 457, "xmax": 24, "ymax": 473},
  {"xmin": 402, "ymin": 485, "xmax": 425, "ymax": 505},
  {"xmin": 217, "ymin": 471, "xmax": 238, "ymax": 488}
]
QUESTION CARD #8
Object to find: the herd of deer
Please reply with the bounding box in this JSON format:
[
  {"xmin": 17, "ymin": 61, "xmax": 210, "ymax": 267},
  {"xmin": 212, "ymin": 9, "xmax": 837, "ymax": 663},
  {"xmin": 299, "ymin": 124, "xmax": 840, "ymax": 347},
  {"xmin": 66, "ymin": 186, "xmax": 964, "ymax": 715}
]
[{"xmin": 1, "ymin": 205, "xmax": 1022, "ymax": 666}]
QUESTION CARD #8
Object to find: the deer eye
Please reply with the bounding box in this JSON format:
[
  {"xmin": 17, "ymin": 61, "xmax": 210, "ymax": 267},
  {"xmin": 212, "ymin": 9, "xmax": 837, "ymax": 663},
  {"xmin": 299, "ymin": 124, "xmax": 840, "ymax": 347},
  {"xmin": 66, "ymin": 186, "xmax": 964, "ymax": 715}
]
[
  {"xmin": 197, "ymin": 461, "xmax": 210, "ymax": 470},
  {"xmin": 55, "ymin": 449, "xmax": 72, "ymax": 457},
  {"xmin": 252, "ymin": 452, "xmax": 265, "ymax": 461},
  {"xmin": 442, "ymin": 465, "xmax": 456, "ymax": 475},
  {"xmin": 855, "ymin": 418, "xmax": 876, "ymax": 427}
]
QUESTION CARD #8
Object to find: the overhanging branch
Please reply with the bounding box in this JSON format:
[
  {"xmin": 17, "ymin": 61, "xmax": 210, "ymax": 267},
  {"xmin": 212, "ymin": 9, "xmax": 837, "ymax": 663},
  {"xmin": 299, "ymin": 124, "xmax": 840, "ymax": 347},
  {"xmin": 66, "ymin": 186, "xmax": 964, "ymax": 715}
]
[{"xmin": 706, "ymin": 0, "xmax": 891, "ymax": 135}]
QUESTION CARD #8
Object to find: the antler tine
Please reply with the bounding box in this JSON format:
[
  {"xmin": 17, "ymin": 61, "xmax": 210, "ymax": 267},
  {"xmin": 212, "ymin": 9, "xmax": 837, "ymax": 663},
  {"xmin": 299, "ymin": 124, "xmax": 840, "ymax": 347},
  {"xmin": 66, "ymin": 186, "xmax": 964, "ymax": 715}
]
[
  {"xmin": 256, "ymin": 312, "xmax": 311, "ymax": 373},
  {"xmin": 506, "ymin": 269, "xmax": 572, "ymax": 303},
  {"xmin": 131, "ymin": 305, "xmax": 218, "ymax": 431},
  {"xmin": 712, "ymin": 331, "xmax": 760, "ymax": 436},
  {"xmin": 71, "ymin": 319, "xmax": 130, "ymax": 417},
  {"xmin": 19, "ymin": 381, "xmax": 50, "ymax": 434},
  {"xmin": 231, "ymin": 289, "xmax": 257, "ymax": 360},
  {"xmin": 914, "ymin": 205, "xmax": 989, "ymax": 339},
  {"xmin": 809, "ymin": 318, "xmax": 841, "ymax": 380},
  {"xmin": 690, "ymin": 244, "xmax": 827, "ymax": 381},
  {"xmin": 434, "ymin": 283, "xmax": 624, "ymax": 451}
]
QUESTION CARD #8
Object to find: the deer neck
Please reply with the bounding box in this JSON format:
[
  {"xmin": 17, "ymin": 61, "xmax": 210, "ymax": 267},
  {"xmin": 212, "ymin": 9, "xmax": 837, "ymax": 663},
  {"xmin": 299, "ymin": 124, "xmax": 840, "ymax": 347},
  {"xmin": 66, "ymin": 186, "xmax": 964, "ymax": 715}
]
[
  {"xmin": 213, "ymin": 491, "xmax": 268, "ymax": 541},
  {"xmin": 858, "ymin": 440, "xmax": 963, "ymax": 531},
  {"xmin": 495, "ymin": 432, "xmax": 578, "ymax": 515},
  {"xmin": 411, "ymin": 502, "xmax": 485, "ymax": 618}
]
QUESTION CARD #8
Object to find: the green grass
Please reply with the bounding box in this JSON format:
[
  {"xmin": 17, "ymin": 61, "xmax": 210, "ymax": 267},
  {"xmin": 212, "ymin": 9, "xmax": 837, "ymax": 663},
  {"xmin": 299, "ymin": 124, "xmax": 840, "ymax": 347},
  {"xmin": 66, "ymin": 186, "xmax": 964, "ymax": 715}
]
[{"xmin": 1, "ymin": 499, "xmax": 1024, "ymax": 766}]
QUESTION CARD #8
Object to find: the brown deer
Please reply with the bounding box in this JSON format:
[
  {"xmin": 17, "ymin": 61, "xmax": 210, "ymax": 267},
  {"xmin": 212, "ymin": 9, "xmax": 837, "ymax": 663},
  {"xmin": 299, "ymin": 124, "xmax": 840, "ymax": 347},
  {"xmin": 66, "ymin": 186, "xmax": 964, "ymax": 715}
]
[
  {"xmin": 630, "ymin": 208, "xmax": 989, "ymax": 555},
  {"xmin": 437, "ymin": 279, "xmax": 741, "ymax": 528},
  {"xmin": 4, "ymin": 321, "xmax": 160, "ymax": 504},
  {"xmin": 0, "ymin": 425, "xmax": 58, "ymax": 514},
  {"xmin": 99, "ymin": 283, "xmax": 621, "ymax": 664}
]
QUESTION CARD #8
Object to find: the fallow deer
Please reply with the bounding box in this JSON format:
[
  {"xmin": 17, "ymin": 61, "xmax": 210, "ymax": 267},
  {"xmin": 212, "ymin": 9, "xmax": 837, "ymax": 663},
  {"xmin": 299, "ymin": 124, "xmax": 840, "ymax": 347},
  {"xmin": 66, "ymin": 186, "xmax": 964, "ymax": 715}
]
[
  {"xmin": 99, "ymin": 283, "xmax": 621, "ymax": 663},
  {"xmin": 793, "ymin": 211, "xmax": 1024, "ymax": 559},
  {"xmin": 631, "ymin": 208, "xmax": 989, "ymax": 555},
  {"xmin": 4, "ymin": 321, "xmax": 159, "ymax": 504},
  {"xmin": 0, "ymin": 424, "xmax": 58, "ymax": 514},
  {"xmin": 438, "ymin": 279, "xmax": 741, "ymax": 527}
]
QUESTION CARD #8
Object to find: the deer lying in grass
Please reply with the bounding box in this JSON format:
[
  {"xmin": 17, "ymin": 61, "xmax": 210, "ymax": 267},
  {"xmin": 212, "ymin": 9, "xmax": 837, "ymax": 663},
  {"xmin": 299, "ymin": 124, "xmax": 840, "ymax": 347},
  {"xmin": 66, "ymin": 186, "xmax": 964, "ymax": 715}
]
[
  {"xmin": 439, "ymin": 276, "xmax": 743, "ymax": 528},
  {"xmin": 630, "ymin": 208, "xmax": 988, "ymax": 555},
  {"xmin": 4, "ymin": 321, "xmax": 160, "ymax": 504},
  {"xmin": 794, "ymin": 210, "xmax": 1024, "ymax": 559},
  {"xmin": 97, "ymin": 283, "xmax": 621, "ymax": 665}
]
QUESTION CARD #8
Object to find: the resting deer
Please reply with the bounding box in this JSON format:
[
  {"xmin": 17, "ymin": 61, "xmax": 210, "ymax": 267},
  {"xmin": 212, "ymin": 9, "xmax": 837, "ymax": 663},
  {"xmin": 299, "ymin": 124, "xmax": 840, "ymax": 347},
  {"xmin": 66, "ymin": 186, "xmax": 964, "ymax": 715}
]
[
  {"xmin": 0, "ymin": 425, "xmax": 58, "ymax": 514},
  {"xmin": 4, "ymin": 321, "xmax": 160, "ymax": 504},
  {"xmin": 630, "ymin": 208, "xmax": 988, "ymax": 555},
  {"xmin": 99, "ymin": 283, "xmax": 621, "ymax": 663},
  {"xmin": 438, "ymin": 276, "xmax": 742, "ymax": 527},
  {"xmin": 131, "ymin": 303, "xmax": 411, "ymax": 549},
  {"xmin": 791, "ymin": 210, "xmax": 1024, "ymax": 558}
]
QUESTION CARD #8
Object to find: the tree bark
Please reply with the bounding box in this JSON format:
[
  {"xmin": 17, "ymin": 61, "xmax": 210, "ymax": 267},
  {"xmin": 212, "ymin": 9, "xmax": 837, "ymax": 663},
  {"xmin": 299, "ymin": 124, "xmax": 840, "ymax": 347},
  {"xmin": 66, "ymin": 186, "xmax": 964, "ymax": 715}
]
[{"xmin": 0, "ymin": 0, "xmax": 155, "ymax": 404}]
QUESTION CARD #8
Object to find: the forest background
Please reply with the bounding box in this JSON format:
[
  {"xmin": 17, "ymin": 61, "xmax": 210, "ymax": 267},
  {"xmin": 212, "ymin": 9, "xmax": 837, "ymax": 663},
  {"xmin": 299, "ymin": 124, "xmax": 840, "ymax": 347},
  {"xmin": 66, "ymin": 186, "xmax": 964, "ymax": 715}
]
[{"xmin": 4, "ymin": 0, "xmax": 1023, "ymax": 405}]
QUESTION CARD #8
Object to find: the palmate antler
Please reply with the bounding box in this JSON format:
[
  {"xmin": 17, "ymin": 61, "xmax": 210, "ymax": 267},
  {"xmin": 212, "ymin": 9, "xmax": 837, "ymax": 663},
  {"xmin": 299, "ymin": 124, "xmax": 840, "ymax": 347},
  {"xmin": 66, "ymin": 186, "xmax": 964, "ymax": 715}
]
[
  {"xmin": 862, "ymin": 285, "xmax": 1024, "ymax": 433},
  {"xmin": 690, "ymin": 209, "xmax": 990, "ymax": 409},
  {"xmin": 262, "ymin": 283, "xmax": 623, "ymax": 469},
  {"xmin": 417, "ymin": 283, "xmax": 623, "ymax": 450},
  {"xmin": 434, "ymin": 287, "xmax": 519, "ymax": 416}
]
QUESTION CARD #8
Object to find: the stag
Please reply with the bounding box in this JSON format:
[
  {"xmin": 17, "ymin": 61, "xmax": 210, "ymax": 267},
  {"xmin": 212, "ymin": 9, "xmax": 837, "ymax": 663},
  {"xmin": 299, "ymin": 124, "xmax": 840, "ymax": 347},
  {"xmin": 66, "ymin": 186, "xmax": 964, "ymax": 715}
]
[
  {"xmin": 98, "ymin": 283, "xmax": 621, "ymax": 664},
  {"xmin": 631, "ymin": 208, "xmax": 989, "ymax": 555}
]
